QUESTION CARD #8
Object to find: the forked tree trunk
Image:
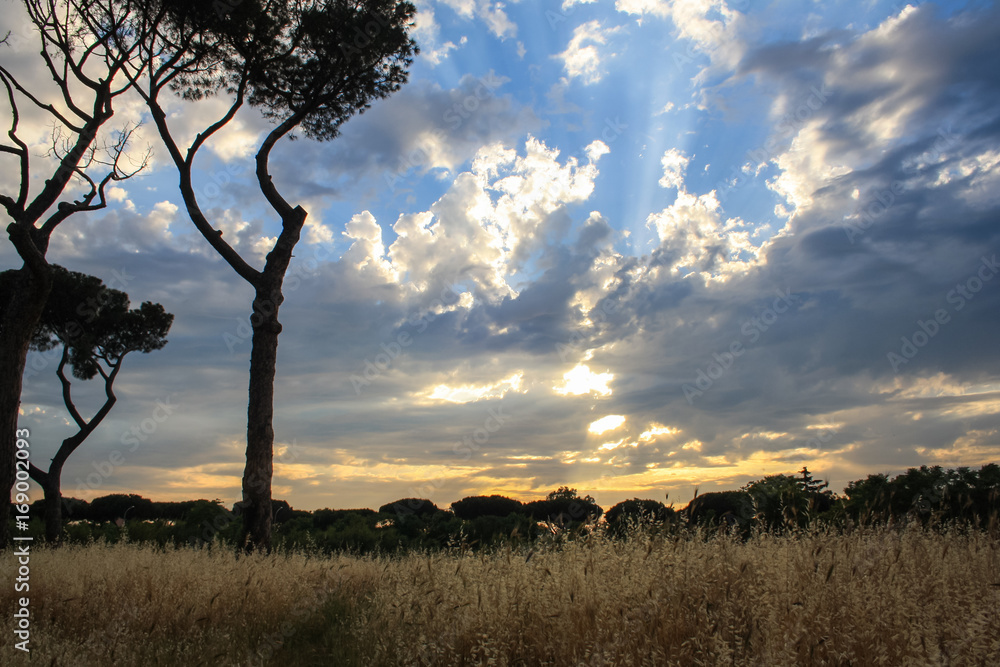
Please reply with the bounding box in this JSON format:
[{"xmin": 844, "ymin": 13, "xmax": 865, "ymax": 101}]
[
  {"xmin": 240, "ymin": 286, "xmax": 284, "ymax": 553},
  {"xmin": 236, "ymin": 197, "xmax": 303, "ymax": 553},
  {"xmin": 145, "ymin": 77, "xmax": 306, "ymax": 552}
]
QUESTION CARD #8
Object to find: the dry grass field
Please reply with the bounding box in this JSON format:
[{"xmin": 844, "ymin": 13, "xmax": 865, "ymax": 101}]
[{"xmin": 1, "ymin": 526, "xmax": 998, "ymax": 666}]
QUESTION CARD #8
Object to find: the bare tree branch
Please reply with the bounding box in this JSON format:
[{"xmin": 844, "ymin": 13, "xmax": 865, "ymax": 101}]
[
  {"xmin": 255, "ymin": 111, "xmax": 308, "ymax": 223},
  {"xmin": 56, "ymin": 346, "xmax": 86, "ymax": 431},
  {"xmin": 36, "ymin": 124, "xmax": 149, "ymax": 238},
  {"xmin": 28, "ymin": 463, "xmax": 48, "ymax": 487},
  {"xmin": 188, "ymin": 78, "xmax": 248, "ymax": 163},
  {"xmin": 0, "ymin": 64, "xmax": 85, "ymax": 131},
  {"xmin": 0, "ymin": 71, "xmax": 29, "ymax": 215},
  {"xmin": 141, "ymin": 89, "xmax": 263, "ymax": 286}
]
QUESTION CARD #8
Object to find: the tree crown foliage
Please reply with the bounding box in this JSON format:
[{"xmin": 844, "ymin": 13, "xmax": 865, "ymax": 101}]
[
  {"xmin": 451, "ymin": 494, "xmax": 524, "ymax": 520},
  {"xmin": 87, "ymin": 493, "xmax": 157, "ymax": 521},
  {"xmin": 605, "ymin": 498, "xmax": 673, "ymax": 526},
  {"xmin": 737, "ymin": 467, "xmax": 835, "ymax": 529},
  {"xmin": 685, "ymin": 490, "xmax": 754, "ymax": 524},
  {"xmin": 378, "ymin": 497, "xmax": 440, "ymax": 518},
  {"xmin": 0, "ymin": 264, "xmax": 171, "ymax": 379},
  {"xmin": 128, "ymin": 0, "xmax": 418, "ymax": 141},
  {"xmin": 525, "ymin": 487, "xmax": 603, "ymax": 522}
]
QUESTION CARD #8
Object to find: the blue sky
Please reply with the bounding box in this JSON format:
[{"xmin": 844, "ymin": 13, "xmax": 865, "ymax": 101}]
[{"xmin": 5, "ymin": 0, "xmax": 1000, "ymax": 512}]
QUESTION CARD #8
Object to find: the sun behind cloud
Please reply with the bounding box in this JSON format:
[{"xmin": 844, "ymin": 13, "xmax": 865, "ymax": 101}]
[
  {"xmin": 554, "ymin": 364, "xmax": 614, "ymax": 396},
  {"xmin": 423, "ymin": 372, "xmax": 525, "ymax": 404},
  {"xmin": 589, "ymin": 414, "xmax": 626, "ymax": 435}
]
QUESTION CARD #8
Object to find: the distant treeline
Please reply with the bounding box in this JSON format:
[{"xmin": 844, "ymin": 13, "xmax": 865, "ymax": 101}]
[{"xmin": 15, "ymin": 464, "xmax": 1000, "ymax": 551}]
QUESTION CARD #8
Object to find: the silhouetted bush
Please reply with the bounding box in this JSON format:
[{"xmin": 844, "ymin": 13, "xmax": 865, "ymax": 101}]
[
  {"xmin": 463, "ymin": 513, "xmax": 537, "ymax": 547},
  {"xmin": 151, "ymin": 500, "xmax": 202, "ymax": 521},
  {"xmin": 685, "ymin": 491, "xmax": 753, "ymax": 528},
  {"xmin": 843, "ymin": 464, "xmax": 1000, "ymax": 527},
  {"xmin": 378, "ymin": 498, "xmax": 442, "ymax": 519},
  {"xmin": 88, "ymin": 494, "xmax": 157, "ymax": 522},
  {"xmin": 271, "ymin": 499, "xmax": 311, "ymax": 522},
  {"xmin": 605, "ymin": 499, "xmax": 675, "ymax": 536},
  {"xmin": 739, "ymin": 469, "xmax": 831, "ymax": 531},
  {"xmin": 312, "ymin": 508, "xmax": 377, "ymax": 531},
  {"xmin": 451, "ymin": 495, "xmax": 524, "ymax": 520},
  {"xmin": 524, "ymin": 487, "xmax": 603, "ymax": 524},
  {"xmin": 179, "ymin": 500, "xmax": 238, "ymax": 547}
]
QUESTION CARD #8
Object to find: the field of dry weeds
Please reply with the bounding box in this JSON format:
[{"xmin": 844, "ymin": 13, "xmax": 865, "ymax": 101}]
[{"xmin": 1, "ymin": 526, "xmax": 998, "ymax": 666}]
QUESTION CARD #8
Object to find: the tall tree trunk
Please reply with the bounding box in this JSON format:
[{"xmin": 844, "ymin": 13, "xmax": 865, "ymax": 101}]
[
  {"xmin": 41, "ymin": 467, "xmax": 62, "ymax": 544},
  {"xmin": 240, "ymin": 286, "xmax": 283, "ymax": 553},
  {"xmin": 0, "ymin": 265, "xmax": 52, "ymax": 548}
]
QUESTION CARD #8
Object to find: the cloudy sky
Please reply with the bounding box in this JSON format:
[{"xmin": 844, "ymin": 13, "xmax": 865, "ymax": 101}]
[{"xmin": 5, "ymin": 0, "xmax": 1000, "ymax": 513}]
